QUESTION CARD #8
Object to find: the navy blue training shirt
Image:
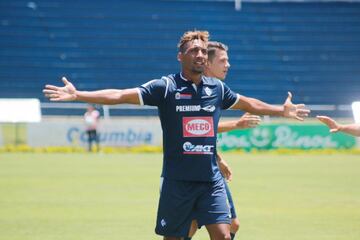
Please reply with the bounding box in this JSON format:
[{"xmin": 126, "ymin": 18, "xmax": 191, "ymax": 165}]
[{"xmin": 137, "ymin": 73, "xmax": 239, "ymax": 182}]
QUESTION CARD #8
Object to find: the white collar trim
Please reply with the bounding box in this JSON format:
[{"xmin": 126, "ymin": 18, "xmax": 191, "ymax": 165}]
[{"xmin": 180, "ymin": 72, "xmax": 189, "ymax": 82}]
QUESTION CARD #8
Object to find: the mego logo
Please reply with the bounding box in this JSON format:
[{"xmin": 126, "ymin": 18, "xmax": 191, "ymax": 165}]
[
  {"xmin": 183, "ymin": 141, "xmax": 214, "ymax": 155},
  {"xmin": 183, "ymin": 117, "xmax": 214, "ymax": 137}
]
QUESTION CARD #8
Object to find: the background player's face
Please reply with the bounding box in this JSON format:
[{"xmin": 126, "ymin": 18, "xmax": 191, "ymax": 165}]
[
  {"xmin": 207, "ymin": 49, "xmax": 230, "ymax": 80},
  {"xmin": 180, "ymin": 39, "xmax": 208, "ymax": 74}
]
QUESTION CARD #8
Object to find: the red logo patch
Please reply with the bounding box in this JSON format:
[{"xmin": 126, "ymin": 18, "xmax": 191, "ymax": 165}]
[{"xmin": 183, "ymin": 117, "xmax": 214, "ymax": 137}]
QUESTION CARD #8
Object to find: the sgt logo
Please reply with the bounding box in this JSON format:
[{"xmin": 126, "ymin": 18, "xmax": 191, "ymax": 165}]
[
  {"xmin": 160, "ymin": 219, "xmax": 167, "ymax": 227},
  {"xmin": 204, "ymin": 87, "xmax": 212, "ymax": 96},
  {"xmin": 183, "ymin": 117, "xmax": 214, "ymax": 137},
  {"xmin": 183, "ymin": 141, "xmax": 214, "ymax": 155}
]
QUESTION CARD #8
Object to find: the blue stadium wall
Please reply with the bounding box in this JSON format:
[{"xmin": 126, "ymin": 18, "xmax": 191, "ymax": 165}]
[{"xmin": 0, "ymin": 0, "xmax": 360, "ymax": 116}]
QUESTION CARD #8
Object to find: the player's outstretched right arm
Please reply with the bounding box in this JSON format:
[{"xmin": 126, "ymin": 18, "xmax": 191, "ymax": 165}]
[
  {"xmin": 317, "ymin": 116, "xmax": 360, "ymax": 137},
  {"xmin": 43, "ymin": 77, "xmax": 140, "ymax": 105},
  {"xmin": 232, "ymin": 92, "xmax": 310, "ymax": 121}
]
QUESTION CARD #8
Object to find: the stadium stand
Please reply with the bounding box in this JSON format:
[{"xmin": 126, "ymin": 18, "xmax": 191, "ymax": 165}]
[{"xmin": 0, "ymin": 0, "xmax": 360, "ymax": 116}]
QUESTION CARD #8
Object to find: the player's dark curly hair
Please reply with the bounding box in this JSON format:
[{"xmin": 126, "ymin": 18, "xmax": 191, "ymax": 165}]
[{"xmin": 177, "ymin": 30, "xmax": 209, "ymax": 53}]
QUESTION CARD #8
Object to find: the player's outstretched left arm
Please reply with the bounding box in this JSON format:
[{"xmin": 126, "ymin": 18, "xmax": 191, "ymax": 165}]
[
  {"xmin": 317, "ymin": 115, "xmax": 360, "ymax": 137},
  {"xmin": 218, "ymin": 113, "xmax": 261, "ymax": 133},
  {"xmin": 43, "ymin": 77, "xmax": 140, "ymax": 105},
  {"xmin": 232, "ymin": 92, "xmax": 310, "ymax": 121}
]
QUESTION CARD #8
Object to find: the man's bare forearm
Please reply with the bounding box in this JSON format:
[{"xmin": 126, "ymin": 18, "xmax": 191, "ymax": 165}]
[
  {"xmin": 339, "ymin": 124, "xmax": 360, "ymax": 137},
  {"xmin": 75, "ymin": 88, "xmax": 140, "ymax": 105},
  {"xmin": 236, "ymin": 96, "xmax": 284, "ymax": 117},
  {"xmin": 218, "ymin": 121, "xmax": 239, "ymax": 133}
]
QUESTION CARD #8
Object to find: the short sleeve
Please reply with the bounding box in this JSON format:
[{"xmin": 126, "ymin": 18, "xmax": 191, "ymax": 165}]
[
  {"xmin": 220, "ymin": 81, "xmax": 240, "ymax": 110},
  {"xmin": 137, "ymin": 78, "xmax": 168, "ymax": 106}
]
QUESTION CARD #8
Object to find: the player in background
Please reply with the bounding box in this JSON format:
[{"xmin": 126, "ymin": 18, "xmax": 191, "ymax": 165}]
[
  {"xmin": 185, "ymin": 41, "xmax": 261, "ymax": 240},
  {"xmin": 43, "ymin": 30, "xmax": 310, "ymax": 240},
  {"xmin": 84, "ymin": 104, "xmax": 100, "ymax": 152},
  {"xmin": 317, "ymin": 116, "xmax": 360, "ymax": 136}
]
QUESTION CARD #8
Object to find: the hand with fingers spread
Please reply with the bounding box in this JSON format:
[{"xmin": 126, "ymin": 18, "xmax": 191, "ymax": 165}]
[
  {"xmin": 283, "ymin": 92, "xmax": 310, "ymax": 121},
  {"xmin": 43, "ymin": 77, "xmax": 77, "ymax": 101},
  {"xmin": 235, "ymin": 112, "xmax": 261, "ymax": 129},
  {"xmin": 317, "ymin": 115, "xmax": 341, "ymax": 133}
]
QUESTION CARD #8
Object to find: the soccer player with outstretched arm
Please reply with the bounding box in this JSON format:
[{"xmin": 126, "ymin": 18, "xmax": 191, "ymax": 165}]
[{"xmin": 44, "ymin": 30, "xmax": 310, "ymax": 240}]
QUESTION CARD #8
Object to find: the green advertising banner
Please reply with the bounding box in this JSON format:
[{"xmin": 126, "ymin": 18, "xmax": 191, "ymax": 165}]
[{"xmin": 218, "ymin": 124, "xmax": 356, "ymax": 151}]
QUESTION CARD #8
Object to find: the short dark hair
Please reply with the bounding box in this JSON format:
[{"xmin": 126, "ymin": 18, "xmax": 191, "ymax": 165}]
[
  {"xmin": 207, "ymin": 41, "xmax": 228, "ymax": 62},
  {"xmin": 177, "ymin": 30, "xmax": 209, "ymax": 53}
]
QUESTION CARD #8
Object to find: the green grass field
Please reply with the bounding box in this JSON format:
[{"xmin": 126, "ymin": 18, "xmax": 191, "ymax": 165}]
[{"xmin": 0, "ymin": 153, "xmax": 359, "ymax": 240}]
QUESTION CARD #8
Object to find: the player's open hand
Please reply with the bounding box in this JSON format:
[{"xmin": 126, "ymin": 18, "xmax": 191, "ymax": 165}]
[
  {"xmin": 236, "ymin": 112, "xmax": 261, "ymax": 129},
  {"xmin": 43, "ymin": 77, "xmax": 77, "ymax": 101},
  {"xmin": 316, "ymin": 115, "xmax": 341, "ymax": 133},
  {"xmin": 283, "ymin": 92, "xmax": 310, "ymax": 121}
]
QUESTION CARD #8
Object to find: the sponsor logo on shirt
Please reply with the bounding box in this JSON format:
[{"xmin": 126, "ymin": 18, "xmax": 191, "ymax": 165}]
[
  {"xmin": 183, "ymin": 141, "xmax": 214, "ymax": 155},
  {"xmin": 176, "ymin": 105, "xmax": 201, "ymax": 112},
  {"xmin": 201, "ymin": 105, "xmax": 216, "ymax": 112},
  {"xmin": 176, "ymin": 105, "xmax": 215, "ymax": 112},
  {"xmin": 175, "ymin": 92, "xmax": 192, "ymax": 100},
  {"xmin": 183, "ymin": 117, "xmax": 214, "ymax": 137}
]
